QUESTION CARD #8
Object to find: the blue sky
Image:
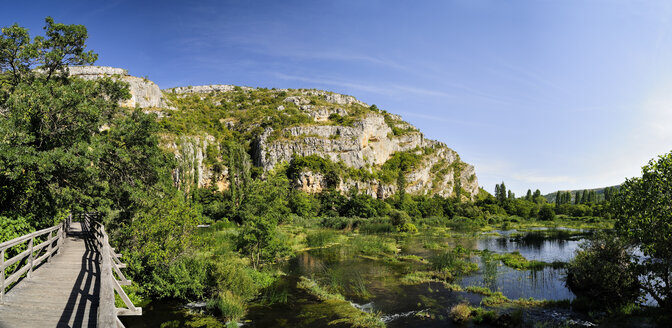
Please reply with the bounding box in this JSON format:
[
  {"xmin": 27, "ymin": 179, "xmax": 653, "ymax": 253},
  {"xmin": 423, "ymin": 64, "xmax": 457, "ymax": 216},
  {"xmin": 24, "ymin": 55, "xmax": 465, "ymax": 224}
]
[{"xmin": 3, "ymin": 0, "xmax": 672, "ymax": 195}]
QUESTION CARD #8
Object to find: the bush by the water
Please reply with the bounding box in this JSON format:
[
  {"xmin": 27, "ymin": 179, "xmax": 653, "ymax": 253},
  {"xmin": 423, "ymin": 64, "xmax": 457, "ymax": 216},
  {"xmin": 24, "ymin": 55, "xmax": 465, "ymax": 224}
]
[
  {"xmin": 449, "ymin": 303, "xmax": 472, "ymax": 323},
  {"xmin": 566, "ymin": 232, "xmax": 641, "ymax": 309}
]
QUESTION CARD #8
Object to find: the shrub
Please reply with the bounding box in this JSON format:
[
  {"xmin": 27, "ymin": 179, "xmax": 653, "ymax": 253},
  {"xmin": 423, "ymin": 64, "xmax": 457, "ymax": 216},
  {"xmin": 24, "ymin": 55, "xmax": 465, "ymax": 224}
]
[
  {"xmin": 538, "ymin": 204, "xmax": 555, "ymax": 220},
  {"xmin": 472, "ymin": 307, "xmax": 497, "ymax": 324},
  {"xmin": 389, "ymin": 209, "xmax": 410, "ymax": 226},
  {"xmin": 449, "ymin": 303, "xmax": 472, "ymax": 323},
  {"xmin": 397, "ymin": 222, "xmax": 418, "ymax": 233},
  {"xmin": 565, "ymin": 232, "xmax": 641, "ymax": 309}
]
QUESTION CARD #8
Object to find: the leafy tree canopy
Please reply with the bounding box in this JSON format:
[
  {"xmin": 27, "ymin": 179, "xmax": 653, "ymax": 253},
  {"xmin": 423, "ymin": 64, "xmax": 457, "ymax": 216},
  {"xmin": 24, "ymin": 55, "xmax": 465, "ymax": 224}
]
[{"xmin": 613, "ymin": 151, "xmax": 672, "ymax": 308}]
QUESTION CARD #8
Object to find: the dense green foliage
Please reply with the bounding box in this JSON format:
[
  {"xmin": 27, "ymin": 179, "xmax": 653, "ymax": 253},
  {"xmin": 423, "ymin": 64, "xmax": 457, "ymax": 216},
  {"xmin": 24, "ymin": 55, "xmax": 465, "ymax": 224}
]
[
  {"xmin": 612, "ymin": 151, "xmax": 672, "ymax": 309},
  {"xmin": 0, "ymin": 18, "xmax": 129, "ymax": 228},
  {"xmin": 566, "ymin": 232, "xmax": 641, "ymax": 309},
  {"xmin": 0, "ymin": 17, "xmax": 206, "ymax": 307}
]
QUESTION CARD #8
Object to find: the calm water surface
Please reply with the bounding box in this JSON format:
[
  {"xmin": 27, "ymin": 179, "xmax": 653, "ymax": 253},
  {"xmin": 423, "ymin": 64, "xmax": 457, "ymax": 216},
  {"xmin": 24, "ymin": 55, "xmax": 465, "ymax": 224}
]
[{"xmin": 124, "ymin": 228, "xmax": 594, "ymax": 327}]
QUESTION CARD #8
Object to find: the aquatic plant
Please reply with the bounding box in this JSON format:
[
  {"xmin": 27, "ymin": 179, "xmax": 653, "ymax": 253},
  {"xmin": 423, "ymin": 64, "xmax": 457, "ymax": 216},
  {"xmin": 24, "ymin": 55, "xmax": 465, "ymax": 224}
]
[
  {"xmin": 305, "ymin": 229, "xmax": 339, "ymax": 247},
  {"xmin": 359, "ymin": 222, "xmax": 395, "ymax": 234},
  {"xmin": 207, "ymin": 291, "xmax": 245, "ymax": 322},
  {"xmin": 350, "ymin": 235, "xmax": 397, "ymax": 255},
  {"xmin": 449, "ymin": 303, "xmax": 472, "ymax": 323},
  {"xmin": 297, "ymin": 277, "xmax": 385, "ymax": 328},
  {"xmin": 429, "ymin": 249, "xmax": 478, "ymax": 275},
  {"xmin": 471, "ymin": 307, "xmax": 497, "ymax": 324}
]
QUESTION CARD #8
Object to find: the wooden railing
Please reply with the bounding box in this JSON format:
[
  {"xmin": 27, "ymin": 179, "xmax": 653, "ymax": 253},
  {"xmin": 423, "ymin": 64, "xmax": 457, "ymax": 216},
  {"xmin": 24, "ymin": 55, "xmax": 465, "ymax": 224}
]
[
  {"xmin": 0, "ymin": 214, "xmax": 72, "ymax": 303},
  {"xmin": 83, "ymin": 214, "xmax": 141, "ymax": 328}
]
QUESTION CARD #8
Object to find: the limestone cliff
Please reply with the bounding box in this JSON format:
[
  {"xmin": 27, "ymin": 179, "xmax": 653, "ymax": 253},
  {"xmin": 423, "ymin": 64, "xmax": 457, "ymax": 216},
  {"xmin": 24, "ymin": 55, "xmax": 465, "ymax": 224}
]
[
  {"xmin": 68, "ymin": 66, "xmax": 167, "ymax": 108},
  {"xmin": 162, "ymin": 85, "xmax": 479, "ymax": 200},
  {"xmin": 66, "ymin": 67, "xmax": 479, "ymax": 200}
]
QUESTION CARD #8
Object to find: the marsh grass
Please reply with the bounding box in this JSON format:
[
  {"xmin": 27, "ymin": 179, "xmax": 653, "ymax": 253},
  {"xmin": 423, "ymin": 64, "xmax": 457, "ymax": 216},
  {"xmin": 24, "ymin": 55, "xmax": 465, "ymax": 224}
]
[
  {"xmin": 471, "ymin": 307, "xmax": 498, "ymax": 324},
  {"xmin": 429, "ymin": 248, "xmax": 478, "ymax": 275},
  {"xmin": 261, "ymin": 279, "xmax": 292, "ymax": 305},
  {"xmin": 207, "ymin": 291, "xmax": 246, "ymax": 322},
  {"xmin": 479, "ymin": 249, "xmax": 559, "ymax": 271},
  {"xmin": 297, "ymin": 277, "xmax": 384, "ymax": 328},
  {"xmin": 465, "ymin": 285, "xmax": 571, "ymax": 308},
  {"xmin": 323, "ymin": 267, "xmax": 372, "ymax": 299},
  {"xmin": 447, "ymin": 216, "xmax": 485, "ymax": 232},
  {"xmin": 359, "ymin": 222, "xmax": 395, "ymax": 234},
  {"xmin": 305, "ymin": 229, "xmax": 339, "ymax": 247},
  {"xmin": 350, "ymin": 235, "xmax": 397, "ymax": 255}
]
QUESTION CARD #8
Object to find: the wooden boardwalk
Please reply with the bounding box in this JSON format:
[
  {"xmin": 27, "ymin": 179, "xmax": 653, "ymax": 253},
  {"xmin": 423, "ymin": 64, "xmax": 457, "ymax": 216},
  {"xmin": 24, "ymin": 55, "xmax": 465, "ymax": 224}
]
[{"xmin": 0, "ymin": 222, "xmax": 100, "ymax": 328}]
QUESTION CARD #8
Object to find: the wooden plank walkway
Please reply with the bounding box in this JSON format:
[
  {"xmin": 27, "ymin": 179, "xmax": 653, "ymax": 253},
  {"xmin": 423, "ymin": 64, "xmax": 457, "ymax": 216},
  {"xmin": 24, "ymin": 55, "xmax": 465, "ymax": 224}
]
[{"xmin": 0, "ymin": 222, "xmax": 100, "ymax": 328}]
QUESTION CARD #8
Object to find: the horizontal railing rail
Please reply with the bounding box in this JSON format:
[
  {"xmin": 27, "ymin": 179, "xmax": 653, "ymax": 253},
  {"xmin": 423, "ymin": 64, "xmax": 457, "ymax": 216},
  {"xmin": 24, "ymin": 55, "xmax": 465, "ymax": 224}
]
[
  {"xmin": 0, "ymin": 214, "xmax": 72, "ymax": 303},
  {"xmin": 84, "ymin": 214, "xmax": 141, "ymax": 328}
]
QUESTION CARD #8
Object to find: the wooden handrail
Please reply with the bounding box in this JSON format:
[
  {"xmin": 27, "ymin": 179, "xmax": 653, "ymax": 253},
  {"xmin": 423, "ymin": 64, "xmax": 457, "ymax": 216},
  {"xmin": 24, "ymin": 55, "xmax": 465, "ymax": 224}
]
[
  {"xmin": 84, "ymin": 214, "xmax": 141, "ymax": 328},
  {"xmin": 1, "ymin": 214, "xmax": 71, "ymax": 304}
]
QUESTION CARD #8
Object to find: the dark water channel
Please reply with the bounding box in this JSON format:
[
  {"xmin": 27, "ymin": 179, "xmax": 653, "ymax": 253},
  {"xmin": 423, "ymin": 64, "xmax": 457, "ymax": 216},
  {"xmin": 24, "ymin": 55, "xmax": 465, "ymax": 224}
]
[{"xmin": 123, "ymin": 229, "xmax": 595, "ymax": 327}]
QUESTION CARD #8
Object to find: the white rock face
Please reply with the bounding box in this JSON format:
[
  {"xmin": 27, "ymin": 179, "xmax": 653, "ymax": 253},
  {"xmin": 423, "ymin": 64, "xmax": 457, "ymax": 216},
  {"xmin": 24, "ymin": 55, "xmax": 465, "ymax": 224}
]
[
  {"xmin": 302, "ymin": 90, "xmax": 368, "ymax": 106},
  {"xmin": 258, "ymin": 111, "xmax": 479, "ymax": 200},
  {"xmin": 302, "ymin": 106, "xmax": 348, "ymax": 122},
  {"xmin": 68, "ymin": 66, "xmax": 167, "ymax": 108},
  {"xmin": 256, "ymin": 114, "xmax": 424, "ymax": 170},
  {"xmin": 163, "ymin": 135, "xmax": 229, "ymax": 193},
  {"xmin": 165, "ymin": 85, "xmax": 255, "ymax": 95}
]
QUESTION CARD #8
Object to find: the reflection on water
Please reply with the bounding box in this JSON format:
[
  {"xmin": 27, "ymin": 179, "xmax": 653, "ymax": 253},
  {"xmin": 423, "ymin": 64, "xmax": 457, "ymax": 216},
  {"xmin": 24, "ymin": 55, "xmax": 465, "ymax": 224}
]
[
  {"xmin": 134, "ymin": 229, "xmax": 593, "ymax": 327},
  {"xmin": 259, "ymin": 230, "xmax": 586, "ymax": 325},
  {"xmin": 477, "ymin": 230, "xmax": 591, "ymax": 262},
  {"xmin": 459, "ymin": 264, "xmax": 575, "ymax": 301}
]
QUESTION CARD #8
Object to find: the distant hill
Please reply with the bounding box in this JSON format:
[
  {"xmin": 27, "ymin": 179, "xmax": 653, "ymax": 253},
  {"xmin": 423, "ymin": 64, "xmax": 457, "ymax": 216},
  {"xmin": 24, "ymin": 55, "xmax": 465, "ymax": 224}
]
[{"xmin": 543, "ymin": 185, "xmax": 621, "ymax": 203}]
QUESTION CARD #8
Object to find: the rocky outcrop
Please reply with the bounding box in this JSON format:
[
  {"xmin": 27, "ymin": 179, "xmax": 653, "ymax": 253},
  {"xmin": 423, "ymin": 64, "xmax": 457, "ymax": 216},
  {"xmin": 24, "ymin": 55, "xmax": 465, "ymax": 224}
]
[
  {"xmin": 162, "ymin": 134, "xmax": 229, "ymax": 193},
  {"xmin": 68, "ymin": 66, "xmax": 167, "ymax": 108},
  {"xmin": 256, "ymin": 114, "xmax": 426, "ymax": 170},
  {"xmin": 266, "ymin": 111, "xmax": 479, "ymax": 200},
  {"xmin": 164, "ymin": 84, "xmax": 255, "ymax": 95},
  {"xmin": 87, "ymin": 69, "xmax": 479, "ymax": 200},
  {"xmin": 292, "ymin": 143, "xmax": 478, "ymax": 200}
]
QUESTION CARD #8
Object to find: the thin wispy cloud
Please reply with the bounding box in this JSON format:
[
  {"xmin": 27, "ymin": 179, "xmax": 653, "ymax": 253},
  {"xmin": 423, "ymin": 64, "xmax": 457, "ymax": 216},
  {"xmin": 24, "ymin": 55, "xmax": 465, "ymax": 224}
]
[
  {"xmin": 274, "ymin": 73, "xmax": 392, "ymax": 96},
  {"xmin": 274, "ymin": 73, "xmax": 456, "ymax": 99},
  {"xmin": 398, "ymin": 111, "xmax": 490, "ymax": 128},
  {"xmin": 511, "ymin": 173, "xmax": 575, "ymax": 184}
]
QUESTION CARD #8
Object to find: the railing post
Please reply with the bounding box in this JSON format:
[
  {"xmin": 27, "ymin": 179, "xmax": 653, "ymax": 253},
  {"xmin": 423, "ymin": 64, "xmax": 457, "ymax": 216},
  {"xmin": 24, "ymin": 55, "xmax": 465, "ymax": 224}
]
[
  {"xmin": 27, "ymin": 237, "xmax": 34, "ymax": 279},
  {"xmin": 58, "ymin": 223, "xmax": 64, "ymax": 251},
  {"xmin": 47, "ymin": 230, "xmax": 53, "ymax": 263},
  {"xmin": 1, "ymin": 248, "xmax": 5, "ymax": 304}
]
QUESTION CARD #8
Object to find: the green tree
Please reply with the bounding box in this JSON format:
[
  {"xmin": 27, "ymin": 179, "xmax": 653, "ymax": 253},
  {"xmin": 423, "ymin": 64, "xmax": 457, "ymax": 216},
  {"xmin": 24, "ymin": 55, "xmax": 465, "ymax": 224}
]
[
  {"xmin": 0, "ymin": 18, "xmax": 128, "ymax": 229},
  {"xmin": 613, "ymin": 151, "xmax": 672, "ymax": 308},
  {"xmin": 532, "ymin": 189, "xmax": 544, "ymax": 204},
  {"xmin": 496, "ymin": 182, "xmax": 507, "ymax": 203},
  {"xmin": 525, "ymin": 189, "xmax": 532, "ymax": 201},
  {"xmin": 538, "ymin": 204, "xmax": 555, "ymax": 220},
  {"xmin": 235, "ymin": 170, "xmax": 291, "ymax": 268}
]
